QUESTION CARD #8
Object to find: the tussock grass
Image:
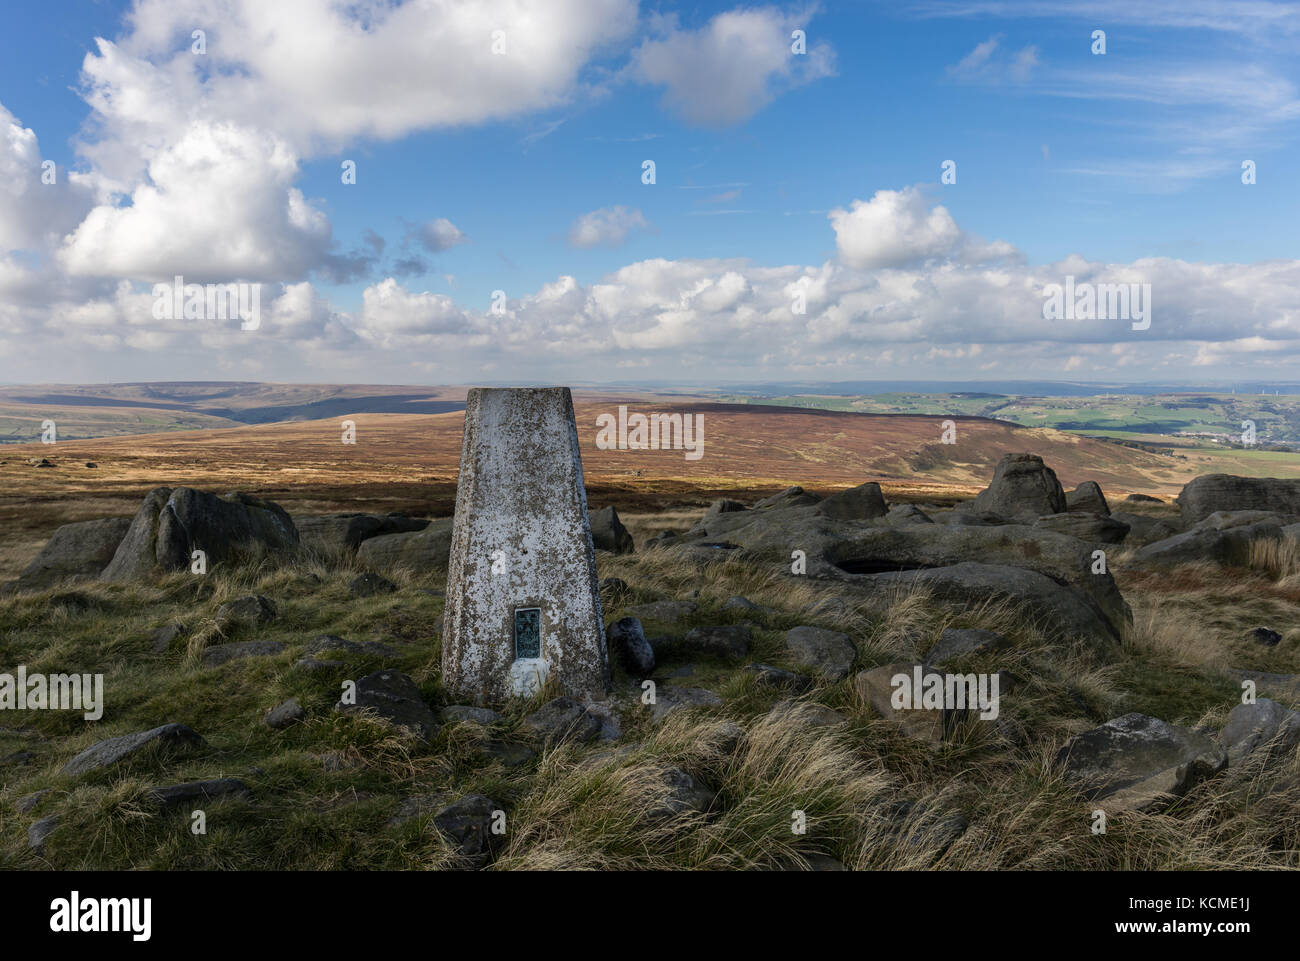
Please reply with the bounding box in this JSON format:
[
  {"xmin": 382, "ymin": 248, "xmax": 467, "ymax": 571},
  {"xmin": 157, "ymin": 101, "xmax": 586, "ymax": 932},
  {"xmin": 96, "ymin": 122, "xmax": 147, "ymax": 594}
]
[{"xmin": 2, "ymin": 533, "xmax": 1298, "ymax": 871}]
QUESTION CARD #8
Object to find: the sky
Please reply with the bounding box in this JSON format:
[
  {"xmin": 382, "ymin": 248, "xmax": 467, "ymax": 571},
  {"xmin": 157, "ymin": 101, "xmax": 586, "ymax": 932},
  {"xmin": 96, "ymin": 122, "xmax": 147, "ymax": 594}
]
[{"xmin": 0, "ymin": 0, "xmax": 1298, "ymax": 386}]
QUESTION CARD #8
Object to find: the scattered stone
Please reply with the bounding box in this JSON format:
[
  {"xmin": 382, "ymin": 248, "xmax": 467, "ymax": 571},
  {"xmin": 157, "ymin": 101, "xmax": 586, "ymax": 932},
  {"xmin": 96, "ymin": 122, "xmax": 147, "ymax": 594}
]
[
  {"xmin": 295, "ymin": 656, "xmax": 345, "ymax": 672},
  {"xmin": 1125, "ymin": 493, "xmax": 1164, "ymax": 504},
  {"xmin": 85, "ymin": 462, "xmax": 97, "ymax": 469},
  {"xmin": 926, "ymin": 628, "xmax": 1010, "ymax": 667},
  {"xmin": 295, "ymin": 512, "xmax": 429, "ymax": 555},
  {"xmin": 1249, "ymin": 627, "xmax": 1283, "ymax": 647},
  {"xmin": 581, "ymin": 700, "xmax": 623, "ymax": 741},
  {"xmin": 648, "ymin": 685, "xmax": 723, "ymax": 724},
  {"xmin": 784, "ymin": 625, "xmax": 856, "ymax": 680},
  {"xmin": 335, "ymin": 670, "xmax": 438, "ymax": 740},
  {"xmin": 1, "ymin": 750, "xmax": 36, "ymax": 767},
  {"xmin": 1225, "ymin": 669, "xmax": 1300, "ymax": 700},
  {"xmin": 62, "ymin": 724, "xmax": 207, "ymax": 776},
  {"xmin": 264, "ymin": 698, "xmax": 306, "ymax": 729},
  {"xmin": 744, "ymin": 663, "xmax": 812, "ymax": 692},
  {"xmin": 147, "ymin": 778, "xmax": 252, "ymax": 809},
  {"xmin": 1055, "ymin": 713, "xmax": 1227, "ymax": 813},
  {"xmin": 433, "ymin": 794, "xmax": 502, "ymax": 859},
  {"xmin": 28, "ymin": 816, "xmax": 58, "ymax": 855},
  {"xmin": 1111, "ymin": 511, "xmax": 1181, "ymax": 547},
  {"xmin": 386, "ymin": 792, "xmax": 449, "ymax": 828},
  {"xmin": 590, "ymin": 505, "xmax": 635, "ymax": 554},
  {"xmin": 803, "ymin": 596, "xmax": 849, "ymax": 618},
  {"xmin": 606, "ymin": 617, "xmax": 656, "ymax": 676},
  {"xmin": 215, "ymin": 594, "xmax": 277, "ymax": 627},
  {"xmin": 442, "ymin": 705, "xmax": 501, "ymax": 725},
  {"xmin": 1131, "ymin": 521, "xmax": 1281, "ymax": 568},
  {"xmin": 1219, "ymin": 699, "xmax": 1300, "ymax": 765},
  {"xmin": 886, "ymin": 504, "xmax": 933, "ymax": 525},
  {"xmin": 520, "ymin": 696, "xmax": 602, "ymax": 744},
  {"xmin": 722, "ymin": 595, "xmax": 774, "ymax": 618},
  {"xmin": 855, "ymin": 664, "xmax": 954, "ymax": 743},
  {"xmin": 149, "ymin": 622, "xmax": 186, "ymax": 653},
  {"xmin": 349, "ymin": 572, "xmax": 398, "ymax": 597},
  {"xmin": 681, "ymin": 624, "xmax": 752, "ymax": 660},
  {"xmin": 201, "ymin": 640, "xmax": 285, "ymax": 666},
  {"xmin": 753, "ymin": 486, "xmax": 821, "ymax": 510},
  {"xmin": 15, "ymin": 790, "xmax": 50, "ymax": 814}
]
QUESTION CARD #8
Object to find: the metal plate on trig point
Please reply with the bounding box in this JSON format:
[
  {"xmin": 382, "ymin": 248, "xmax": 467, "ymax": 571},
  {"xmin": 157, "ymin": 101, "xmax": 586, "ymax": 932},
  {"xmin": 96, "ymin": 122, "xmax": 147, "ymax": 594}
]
[{"xmin": 513, "ymin": 608, "xmax": 541, "ymax": 659}]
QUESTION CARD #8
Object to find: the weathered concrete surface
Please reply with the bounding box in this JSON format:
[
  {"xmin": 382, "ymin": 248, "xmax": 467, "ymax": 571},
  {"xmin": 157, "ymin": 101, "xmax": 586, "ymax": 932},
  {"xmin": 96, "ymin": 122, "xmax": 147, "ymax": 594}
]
[{"xmin": 442, "ymin": 387, "xmax": 609, "ymax": 701}]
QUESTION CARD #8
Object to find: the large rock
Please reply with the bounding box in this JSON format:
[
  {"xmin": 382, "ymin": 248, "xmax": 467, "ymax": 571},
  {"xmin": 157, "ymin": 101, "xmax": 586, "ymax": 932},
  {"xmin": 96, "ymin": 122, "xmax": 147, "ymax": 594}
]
[
  {"xmin": 926, "ymin": 628, "xmax": 1010, "ymax": 667},
  {"xmin": 1111, "ymin": 512, "xmax": 1181, "ymax": 547},
  {"xmin": 355, "ymin": 517, "xmax": 454, "ymax": 570},
  {"xmin": 589, "ymin": 505, "xmax": 635, "ymax": 554},
  {"xmin": 335, "ymin": 670, "xmax": 438, "ymax": 740},
  {"xmin": 433, "ymin": 794, "xmax": 502, "ymax": 859},
  {"xmin": 1218, "ymin": 699, "xmax": 1300, "ymax": 765},
  {"xmin": 1033, "ymin": 512, "xmax": 1129, "ymax": 545},
  {"xmin": 1178, "ymin": 474, "xmax": 1300, "ymax": 525},
  {"xmin": 968, "ymin": 453, "xmax": 1066, "ymax": 521},
  {"xmin": 4, "ymin": 517, "xmax": 131, "ymax": 592},
  {"xmin": 62, "ymin": 724, "xmax": 207, "ymax": 776},
  {"xmin": 200, "ymin": 640, "xmax": 285, "ymax": 666},
  {"xmin": 866, "ymin": 562, "xmax": 1122, "ymax": 647},
  {"xmin": 1066, "ymin": 481, "xmax": 1111, "ymax": 516},
  {"xmin": 295, "ymin": 513, "xmax": 429, "ymax": 555},
  {"xmin": 816, "ymin": 482, "xmax": 888, "ymax": 522},
  {"xmin": 1130, "ymin": 520, "xmax": 1282, "ymax": 568},
  {"xmin": 101, "ymin": 488, "xmax": 298, "ymax": 581},
  {"xmin": 520, "ymin": 696, "xmax": 602, "ymax": 744},
  {"xmin": 1055, "ymin": 713, "xmax": 1227, "ymax": 813}
]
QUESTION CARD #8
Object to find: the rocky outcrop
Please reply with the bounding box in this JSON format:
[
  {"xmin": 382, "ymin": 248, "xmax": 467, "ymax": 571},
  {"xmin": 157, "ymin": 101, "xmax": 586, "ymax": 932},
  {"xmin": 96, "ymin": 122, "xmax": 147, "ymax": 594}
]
[
  {"xmin": 1218, "ymin": 699, "xmax": 1300, "ymax": 765},
  {"xmin": 1177, "ymin": 474, "xmax": 1300, "ymax": 525},
  {"xmin": 968, "ymin": 453, "xmax": 1066, "ymax": 521},
  {"xmin": 101, "ymin": 488, "xmax": 297, "ymax": 581},
  {"xmin": 62, "ymin": 723, "xmax": 207, "ymax": 776},
  {"xmin": 4, "ymin": 516, "xmax": 131, "ymax": 592},
  {"xmin": 816, "ymin": 482, "xmax": 888, "ymax": 522},
  {"xmin": 1131, "ymin": 519, "xmax": 1282, "ymax": 568}
]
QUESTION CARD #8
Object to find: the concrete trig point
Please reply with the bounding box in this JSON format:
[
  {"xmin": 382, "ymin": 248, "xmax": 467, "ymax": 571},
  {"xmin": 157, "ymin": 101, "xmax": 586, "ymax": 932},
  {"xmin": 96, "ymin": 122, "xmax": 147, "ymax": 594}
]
[{"xmin": 442, "ymin": 387, "xmax": 610, "ymax": 701}]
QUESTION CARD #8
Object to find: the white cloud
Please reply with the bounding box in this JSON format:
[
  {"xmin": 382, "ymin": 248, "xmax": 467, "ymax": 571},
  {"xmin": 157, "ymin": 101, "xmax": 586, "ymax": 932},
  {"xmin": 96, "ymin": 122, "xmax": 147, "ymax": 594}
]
[
  {"xmin": 627, "ymin": 6, "xmax": 835, "ymax": 126},
  {"xmin": 568, "ymin": 206, "xmax": 651, "ymax": 248},
  {"xmin": 417, "ymin": 219, "xmax": 468, "ymax": 254}
]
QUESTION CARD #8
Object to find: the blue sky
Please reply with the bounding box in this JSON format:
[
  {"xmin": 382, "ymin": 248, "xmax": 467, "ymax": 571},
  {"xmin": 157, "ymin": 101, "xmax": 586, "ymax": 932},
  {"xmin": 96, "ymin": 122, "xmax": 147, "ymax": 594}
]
[{"xmin": 0, "ymin": 0, "xmax": 1298, "ymax": 384}]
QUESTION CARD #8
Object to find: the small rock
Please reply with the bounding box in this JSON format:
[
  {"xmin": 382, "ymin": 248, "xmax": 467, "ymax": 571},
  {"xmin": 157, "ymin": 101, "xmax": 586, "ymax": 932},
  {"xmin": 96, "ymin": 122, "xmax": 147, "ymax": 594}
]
[
  {"xmin": 28, "ymin": 816, "xmax": 58, "ymax": 854},
  {"xmin": 336, "ymin": 670, "xmax": 439, "ymax": 740},
  {"xmin": 682, "ymin": 624, "xmax": 752, "ymax": 660},
  {"xmin": 926, "ymin": 628, "xmax": 1010, "ymax": 667},
  {"xmin": 303, "ymin": 634, "xmax": 401, "ymax": 659},
  {"xmin": 784, "ymin": 625, "xmax": 856, "ymax": 680},
  {"xmin": 15, "ymin": 790, "xmax": 50, "ymax": 814},
  {"xmin": 264, "ymin": 697, "xmax": 306, "ymax": 729},
  {"xmin": 643, "ymin": 767, "xmax": 716, "ymax": 820},
  {"xmin": 590, "ymin": 505, "xmax": 635, "ymax": 554},
  {"xmin": 349, "ymin": 573, "xmax": 398, "ymax": 597},
  {"xmin": 216, "ymin": 594, "xmax": 277, "ymax": 627},
  {"xmin": 1219, "ymin": 698, "xmax": 1300, "ymax": 765},
  {"xmin": 85, "ymin": 462, "xmax": 98, "ymax": 469},
  {"xmin": 433, "ymin": 795, "xmax": 502, "ymax": 859},
  {"xmin": 62, "ymin": 724, "xmax": 207, "ymax": 776},
  {"xmin": 484, "ymin": 740, "xmax": 536, "ymax": 768},
  {"xmin": 803, "ymin": 596, "xmax": 849, "ymax": 618},
  {"xmin": 628, "ymin": 599, "xmax": 698, "ymax": 626},
  {"xmin": 149, "ymin": 622, "xmax": 186, "ymax": 654},
  {"xmin": 1249, "ymin": 627, "xmax": 1283, "ymax": 647},
  {"xmin": 442, "ymin": 705, "xmax": 501, "ymax": 725},
  {"xmin": 521, "ymin": 696, "xmax": 602, "ymax": 743},
  {"xmin": 768, "ymin": 699, "xmax": 849, "ymax": 730},
  {"xmin": 147, "ymin": 778, "xmax": 252, "ymax": 809},
  {"xmin": 201, "ymin": 639, "xmax": 286, "ymax": 666},
  {"xmin": 744, "ymin": 663, "xmax": 812, "ymax": 692},
  {"xmin": 387, "ymin": 793, "xmax": 449, "ymax": 828},
  {"xmin": 295, "ymin": 656, "xmax": 345, "ymax": 672},
  {"xmin": 648, "ymin": 685, "xmax": 723, "ymax": 724},
  {"xmin": 606, "ymin": 617, "xmax": 656, "ymax": 676}
]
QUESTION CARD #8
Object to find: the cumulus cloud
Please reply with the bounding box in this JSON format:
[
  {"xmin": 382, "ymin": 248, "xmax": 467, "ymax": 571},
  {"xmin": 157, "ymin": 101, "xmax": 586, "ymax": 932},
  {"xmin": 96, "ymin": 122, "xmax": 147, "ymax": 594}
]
[
  {"xmin": 627, "ymin": 6, "xmax": 836, "ymax": 126},
  {"xmin": 829, "ymin": 186, "xmax": 1016, "ymax": 269},
  {"xmin": 568, "ymin": 206, "xmax": 651, "ymax": 248},
  {"xmin": 416, "ymin": 219, "xmax": 468, "ymax": 254}
]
